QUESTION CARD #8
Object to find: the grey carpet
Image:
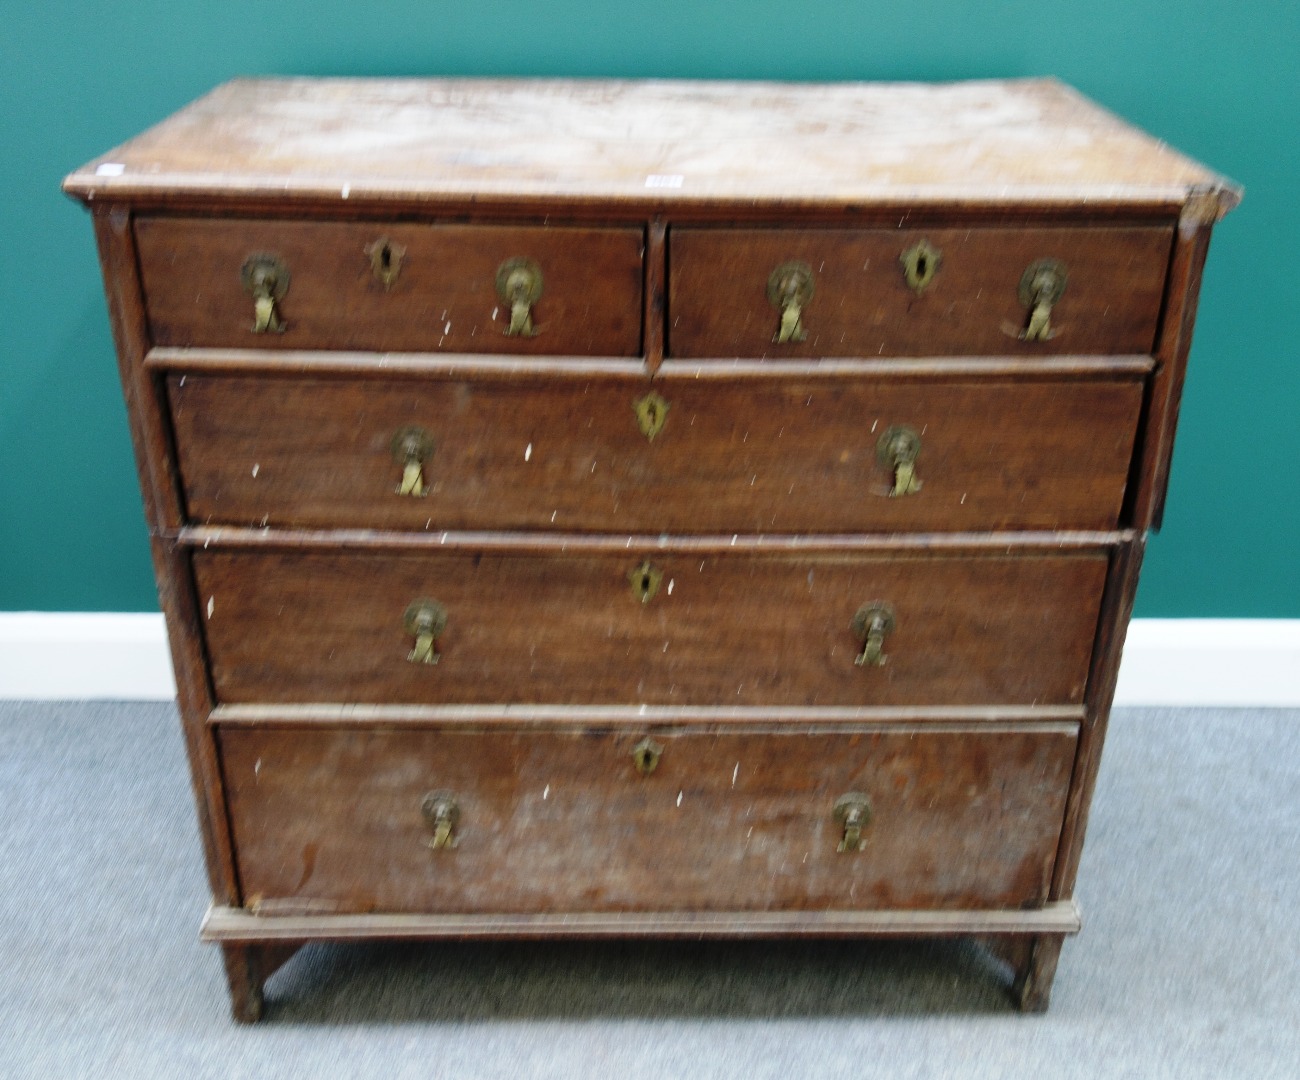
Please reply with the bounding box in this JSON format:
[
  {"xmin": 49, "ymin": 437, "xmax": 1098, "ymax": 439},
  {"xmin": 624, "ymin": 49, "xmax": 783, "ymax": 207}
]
[{"xmin": 2, "ymin": 703, "xmax": 1297, "ymax": 1079}]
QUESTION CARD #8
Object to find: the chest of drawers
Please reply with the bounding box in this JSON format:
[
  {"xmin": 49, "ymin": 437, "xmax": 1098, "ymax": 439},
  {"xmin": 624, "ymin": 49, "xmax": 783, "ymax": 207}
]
[{"xmin": 65, "ymin": 77, "xmax": 1238, "ymax": 1021}]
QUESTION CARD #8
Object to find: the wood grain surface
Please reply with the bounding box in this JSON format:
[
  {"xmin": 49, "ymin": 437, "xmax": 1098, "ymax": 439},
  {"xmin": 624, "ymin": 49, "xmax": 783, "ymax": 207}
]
[
  {"xmin": 202, "ymin": 902, "xmax": 1084, "ymax": 941},
  {"xmin": 168, "ymin": 369, "xmax": 1144, "ymax": 532},
  {"xmin": 63, "ymin": 78, "xmax": 1239, "ymax": 216},
  {"xmin": 668, "ymin": 226, "xmax": 1173, "ymax": 357},
  {"xmin": 135, "ymin": 218, "xmax": 644, "ymax": 355},
  {"xmin": 192, "ymin": 548, "xmax": 1107, "ymax": 706},
  {"xmin": 219, "ymin": 723, "xmax": 1078, "ymax": 913}
]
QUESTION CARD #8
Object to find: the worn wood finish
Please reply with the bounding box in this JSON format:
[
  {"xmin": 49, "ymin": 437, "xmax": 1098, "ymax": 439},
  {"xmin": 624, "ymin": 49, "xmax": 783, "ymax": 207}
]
[
  {"xmin": 62, "ymin": 79, "xmax": 1239, "ymax": 216},
  {"xmin": 202, "ymin": 901, "xmax": 1083, "ymax": 942},
  {"xmin": 644, "ymin": 219, "xmax": 667, "ymax": 374},
  {"xmin": 1012, "ymin": 934, "xmax": 1067, "ymax": 1012},
  {"xmin": 1051, "ymin": 537, "xmax": 1147, "ymax": 898},
  {"xmin": 167, "ymin": 370, "xmax": 1144, "ymax": 533},
  {"xmin": 194, "ymin": 549, "xmax": 1105, "ymax": 707},
  {"xmin": 219, "ymin": 723, "xmax": 1076, "ymax": 914},
  {"xmin": 219, "ymin": 942, "xmax": 304, "ymax": 1023},
  {"xmin": 1131, "ymin": 218, "xmax": 1214, "ymax": 529},
  {"xmin": 90, "ymin": 209, "xmax": 241, "ymax": 906},
  {"xmin": 180, "ymin": 525, "xmax": 1136, "ymax": 554},
  {"xmin": 669, "ymin": 226, "xmax": 1173, "ymax": 358},
  {"xmin": 135, "ymin": 218, "xmax": 644, "ymax": 356},
  {"xmin": 210, "ymin": 704, "xmax": 1087, "ymax": 726},
  {"xmin": 147, "ymin": 347, "xmax": 1154, "ymax": 379},
  {"xmin": 67, "ymin": 77, "xmax": 1238, "ymax": 1018}
]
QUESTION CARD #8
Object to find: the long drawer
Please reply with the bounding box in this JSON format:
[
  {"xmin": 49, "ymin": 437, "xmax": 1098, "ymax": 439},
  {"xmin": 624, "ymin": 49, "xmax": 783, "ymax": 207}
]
[
  {"xmin": 135, "ymin": 218, "xmax": 645, "ymax": 356},
  {"xmin": 668, "ymin": 226, "xmax": 1173, "ymax": 357},
  {"xmin": 168, "ymin": 370, "xmax": 1143, "ymax": 532},
  {"xmin": 220, "ymin": 723, "xmax": 1078, "ymax": 914},
  {"xmin": 193, "ymin": 548, "xmax": 1107, "ymax": 706}
]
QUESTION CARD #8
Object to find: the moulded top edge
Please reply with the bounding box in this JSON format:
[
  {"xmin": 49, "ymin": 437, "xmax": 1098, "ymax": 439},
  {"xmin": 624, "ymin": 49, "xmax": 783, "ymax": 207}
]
[{"xmin": 62, "ymin": 77, "xmax": 1241, "ymax": 220}]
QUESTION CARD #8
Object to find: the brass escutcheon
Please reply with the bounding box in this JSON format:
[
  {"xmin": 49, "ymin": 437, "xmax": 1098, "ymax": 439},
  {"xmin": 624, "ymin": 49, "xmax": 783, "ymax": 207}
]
[
  {"xmin": 633, "ymin": 391, "xmax": 670, "ymax": 441},
  {"xmin": 240, "ymin": 253, "xmax": 289, "ymax": 334},
  {"xmin": 365, "ymin": 236, "xmax": 406, "ymax": 288},
  {"xmin": 851, "ymin": 602, "xmax": 896, "ymax": 668},
  {"xmin": 404, "ymin": 599, "xmax": 448, "ymax": 665},
  {"xmin": 496, "ymin": 257, "xmax": 543, "ymax": 337},
  {"xmin": 833, "ymin": 792, "xmax": 872, "ymax": 853},
  {"xmin": 767, "ymin": 261, "xmax": 814, "ymax": 343},
  {"xmin": 631, "ymin": 737, "xmax": 663, "ymax": 776},
  {"xmin": 628, "ymin": 560, "xmax": 663, "ymax": 604},
  {"xmin": 1017, "ymin": 258, "xmax": 1068, "ymax": 342},
  {"xmin": 900, "ymin": 239, "xmax": 942, "ymax": 294},
  {"xmin": 391, "ymin": 426, "xmax": 435, "ymax": 497},
  {"xmin": 876, "ymin": 425, "xmax": 923, "ymax": 497},
  {"xmin": 421, "ymin": 791, "xmax": 460, "ymax": 850}
]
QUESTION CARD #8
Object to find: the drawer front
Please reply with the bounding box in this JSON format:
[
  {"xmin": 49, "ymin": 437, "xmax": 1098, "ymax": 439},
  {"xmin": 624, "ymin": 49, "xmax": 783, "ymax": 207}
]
[
  {"xmin": 221, "ymin": 724, "xmax": 1078, "ymax": 914},
  {"xmin": 135, "ymin": 218, "xmax": 644, "ymax": 356},
  {"xmin": 668, "ymin": 226, "xmax": 1172, "ymax": 358},
  {"xmin": 170, "ymin": 371, "xmax": 1142, "ymax": 532},
  {"xmin": 194, "ymin": 549, "xmax": 1106, "ymax": 706}
]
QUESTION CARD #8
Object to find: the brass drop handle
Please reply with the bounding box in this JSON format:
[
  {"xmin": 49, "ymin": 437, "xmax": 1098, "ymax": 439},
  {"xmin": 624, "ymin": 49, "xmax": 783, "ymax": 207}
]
[
  {"xmin": 876, "ymin": 426, "xmax": 922, "ymax": 497},
  {"xmin": 421, "ymin": 791, "xmax": 460, "ymax": 850},
  {"xmin": 767, "ymin": 261, "xmax": 814, "ymax": 344},
  {"xmin": 631, "ymin": 736, "xmax": 663, "ymax": 776},
  {"xmin": 391, "ymin": 426, "xmax": 435, "ymax": 497},
  {"xmin": 1018, "ymin": 258, "xmax": 1068, "ymax": 342},
  {"xmin": 404, "ymin": 599, "xmax": 447, "ymax": 665},
  {"xmin": 496, "ymin": 257, "xmax": 543, "ymax": 337},
  {"xmin": 240, "ymin": 254, "xmax": 289, "ymax": 334},
  {"xmin": 851, "ymin": 602, "xmax": 896, "ymax": 667},
  {"xmin": 366, "ymin": 236, "xmax": 406, "ymax": 288},
  {"xmin": 833, "ymin": 792, "xmax": 872, "ymax": 853}
]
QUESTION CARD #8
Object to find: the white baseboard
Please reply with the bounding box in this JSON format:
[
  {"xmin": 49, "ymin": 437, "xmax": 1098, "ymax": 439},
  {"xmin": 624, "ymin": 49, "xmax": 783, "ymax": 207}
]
[
  {"xmin": 0, "ymin": 613, "xmax": 177, "ymax": 701},
  {"xmin": 1112, "ymin": 619, "xmax": 1300, "ymax": 707},
  {"xmin": 0, "ymin": 613, "xmax": 1297, "ymax": 706}
]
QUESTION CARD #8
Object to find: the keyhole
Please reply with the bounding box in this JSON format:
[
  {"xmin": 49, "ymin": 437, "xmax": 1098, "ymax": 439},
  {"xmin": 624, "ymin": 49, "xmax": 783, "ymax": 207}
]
[
  {"xmin": 639, "ymin": 573, "xmax": 652, "ymax": 595},
  {"xmin": 379, "ymin": 243, "xmax": 392, "ymax": 271},
  {"xmin": 914, "ymin": 254, "xmax": 927, "ymax": 277}
]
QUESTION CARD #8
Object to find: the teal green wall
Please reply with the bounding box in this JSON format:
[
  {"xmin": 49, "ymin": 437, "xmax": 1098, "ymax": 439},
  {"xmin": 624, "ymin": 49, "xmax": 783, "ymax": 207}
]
[{"xmin": 3, "ymin": 1, "xmax": 1296, "ymax": 614}]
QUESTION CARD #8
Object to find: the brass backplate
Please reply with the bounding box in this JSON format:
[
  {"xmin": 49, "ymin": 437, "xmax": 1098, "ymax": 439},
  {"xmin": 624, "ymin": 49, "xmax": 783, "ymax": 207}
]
[
  {"xmin": 391, "ymin": 426, "xmax": 435, "ymax": 465},
  {"xmin": 1017, "ymin": 258, "xmax": 1068, "ymax": 307},
  {"xmin": 833, "ymin": 792, "xmax": 872, "ymax": 826},
  {"xmin": 495, "ymin": 257, "xmax": 544, "ymax": 304},
  {"xmin": 403, "ymin": 599, "xmax": 448, "ymax": 638},
  {"xmin": 876, "ymin": 425, "xmax": 921, "ymax": 466},
  {"xmin": 240, "ymin": 253, "xmax": 289, "ymax": 299},
  {"xmin": 766, "ymin": 261, "xmax": 815, "ymax": 310},
  {"xmin": 421, "ymin": 790, "xmax": 460, "ymax": 828},
  {"xmin": 633, "ymin": 391, "xmax": 670, "ymax": 441},
  {"xmin": 851, "ymin": 602, "xmax": 896, "ymax": 641}
]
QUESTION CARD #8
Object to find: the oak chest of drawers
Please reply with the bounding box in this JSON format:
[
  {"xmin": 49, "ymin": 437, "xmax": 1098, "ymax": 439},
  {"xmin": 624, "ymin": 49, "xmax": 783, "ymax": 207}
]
[{"xmin": 65, "ymin": 77, "xmax": 1239, "ymax": 1020}]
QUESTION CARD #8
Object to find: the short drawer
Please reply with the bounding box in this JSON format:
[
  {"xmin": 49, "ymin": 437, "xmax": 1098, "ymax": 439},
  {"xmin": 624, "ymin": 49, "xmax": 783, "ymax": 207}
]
[
  {"xmin": 221, "ymin": 723, "xmax": 1078, "ymax": 914},
  {"xmin": 668, "ymin": 225, "xmax": 1172, "ymax": 357},
  {"xmin": 193, "ymin": 547, "xmax": 1106, "ymax": 706},
  {"xmin": 168, "ymin": 370, "xmax": 1143, "ymax": 533},
  {"xmin": 135, "ymin": 218, "xmax": 644, "ymax": 356}
]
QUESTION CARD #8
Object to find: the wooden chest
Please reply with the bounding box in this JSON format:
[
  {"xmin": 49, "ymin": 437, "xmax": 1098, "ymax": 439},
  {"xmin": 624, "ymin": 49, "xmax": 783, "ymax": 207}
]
[{"xmin": 65, "ymin": 78, "xmax": 1239, "ymax": 1020}]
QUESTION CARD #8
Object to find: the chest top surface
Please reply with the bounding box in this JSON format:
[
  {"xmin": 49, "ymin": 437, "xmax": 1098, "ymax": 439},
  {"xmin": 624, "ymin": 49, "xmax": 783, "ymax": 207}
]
[{"xmin": 63, "ymin": 77, "xmax": 1239, "ymax": 215}]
